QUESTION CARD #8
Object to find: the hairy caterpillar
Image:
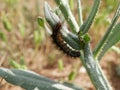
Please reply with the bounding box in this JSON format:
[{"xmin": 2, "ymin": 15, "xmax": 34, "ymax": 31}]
[{"xmin": 51, "ymin": 22, "xmax": 80, "ymax": 57}]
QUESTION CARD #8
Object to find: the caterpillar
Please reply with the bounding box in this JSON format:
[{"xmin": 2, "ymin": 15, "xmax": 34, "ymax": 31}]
[{"xmin": 51, "ymin": 22, "xmax": 80, "ymax": 57}]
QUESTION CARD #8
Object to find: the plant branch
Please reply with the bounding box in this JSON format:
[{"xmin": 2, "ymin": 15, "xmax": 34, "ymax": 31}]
[{"xmin": 80, "ymin": 43, "xmax": 112, "ymax": 90}]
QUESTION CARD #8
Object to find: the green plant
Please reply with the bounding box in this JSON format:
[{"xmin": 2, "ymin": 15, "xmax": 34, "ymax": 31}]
[
  {"xmin": 58, "ymin": 59, "xmax": 64, "ymax": 71},
  {"xmin": 2, "ymin": 15, "xmax": 12, "ymax": 32},
  {"xmin": 9, "ymin": 57, "xmax": 27, "ymax": 69},
  {"xmin": 0, "ymin": 68, "xmax": 83, "ymax": 90},
  {"xmin": 18, "ymin": 22, "xmax": 26, "ymax": 38},
  {"xmin": 0, "ymin": 31, "xmax": 7, "ymax": 42},
  {"xmin": 0, "ymin": 0, "xmax": 120, "ymax": 90},
  {"xmin": 5, "ymin": 0, "xmax": 19, "ymax": 8},
  {"xmin": 68, "ymin": 70, "xmax": 77, "ymax": 81}
]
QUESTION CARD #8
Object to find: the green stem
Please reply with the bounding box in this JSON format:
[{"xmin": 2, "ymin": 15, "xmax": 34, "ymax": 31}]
[{"xmin": 80, "ymin": 43, "xmax": 112, "ymax": 90}]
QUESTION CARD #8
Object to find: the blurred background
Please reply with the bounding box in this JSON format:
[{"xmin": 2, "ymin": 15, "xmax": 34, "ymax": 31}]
[{"xmin": 0, "ymin": 0, "xmax": 120, "ymax": 90}]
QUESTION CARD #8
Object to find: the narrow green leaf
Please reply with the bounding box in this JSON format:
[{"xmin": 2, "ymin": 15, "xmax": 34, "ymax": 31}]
[
  {"xmin": 83, "ymin": 34, "xmax": 90, "ymax": 43},
  {"xmin": 9, "ymin": 58, "xmax": 27, "ymax": 69},
  {"xmin": 94, "ymin": 4, "xmax": 120, "ymax": 60},
  {"xmin": 19, "ymin": 23, "xmax": 25, "ymax": 38},
  {"xmin": 37, "ymin": 17, "xmax": 44, "ymax": 28},
  {"xmin": 68, "ymin": 71, "xmax": 76, "ymax": 80},
  {"xmin": 9, "ymin": 59, "xmax": 21, "ymax": 69},
  {"xmin": 58, "ymin": 59, "xmax": 64, "ymax": 71},
  {"xmin": 104, "ymin": 23, "xmax": 120, "ymax": 50},
  {"xmin": 2, "ymin": 17, "xmax": 12, "ymax": 32},
  {"xmin": 69, "ymin": 0, "xmax": 74, "ymax": 11},
  {"xmin": 95, "ymin": 23, "xmax": 120, "ymax": 60},
  {"xmin": 77, "ymin": 0, "xmax": 83, "ymax": 25},
  {"xmin": 44, "ymin": 2, "xmax": 60, "ymax": 28},
  {"xmin": 34, "ymin": 29, "xmax": 45, "ymax": 45},
  {"xmin": 78, "ymin": 0, "xmax": 100, "ymax": 35},
  {"xmin": 0, "ymin": 31, "xmax": 7, "ymax": 41},
  {"xmin": 55, "ymin": 0, "xmax": 79, "ymax": 33},
  {"xmin": 20, "ymin": 56, "xmax": 26, "ymax": 65},
  {"xmin": 0, "ymin": 67, "xmax": 83, "ymax": 90},
  {"xmin": 5, "ymin": 0, "xmax": 18, "ymax": 7}
]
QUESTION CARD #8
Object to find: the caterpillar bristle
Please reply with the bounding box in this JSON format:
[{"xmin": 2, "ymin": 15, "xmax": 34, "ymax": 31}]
[{"xmin": 51, "ymin": 22, "xmax": 80, "ymax": 57}]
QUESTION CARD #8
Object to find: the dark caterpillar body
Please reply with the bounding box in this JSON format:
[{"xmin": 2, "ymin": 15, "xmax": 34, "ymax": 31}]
[{"xmin": 51, "ymin": 22, "xmax": 80, "ymax": 57}]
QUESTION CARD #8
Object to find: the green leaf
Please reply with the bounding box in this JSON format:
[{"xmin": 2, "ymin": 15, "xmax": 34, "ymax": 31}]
[
  {"xmin": 83, "ymin": 34, "xmax": 90, "ymax": 43},
  {"xmin": 95, "ymin": 23, "xmax": 120, "ymax": 60},
  {"xmin": 58, "ymin": 60, "xmax": 64, "ymax": 71},
  {"xmin": 34, "ymin": 29, "xmax": 45, "ymax": 45},
  {"xmin": 55, "ymin": 0, "xmax": 79, "ymax": 33},
  {"xmin": 68, "ymin": 71, "xmax": 76, "ymax": 80},
  {"xmin": 0, "ymin": 67, "xmax": 83, "ymax": 90},
  {"xmin": 44, "ymin": 2, "xmax": 60, "ymax": 28},
  {"xmin": 69, "ymin": 0, "xmax": 74, "ymax": 11},
  {"xmin": 0, "ymin": 31, "xmax": 7, "ymax": 41},
  {"xmin": 5, "ymin": 0, "xmax": 18, "ymax": 7},
  {"xmin": 2, "ymin": 16, "xmax": 12, "ymax": 32},
  {"xmin": 9, "ymin": 59, "xmax": 21, "ymax": 69},
  {"xmin": 37, "ymin": 17, "xmax": 44, "ymax": 28},
  {"xmin": 78, "ymin": 0, "xmax": 100, "ymax": 35},
  {"xmin": 19, "ymin": 56, "xmax": 26, "ymax": 65},
  {"xmin": 9, "ymin": 58, "xmax": 27, "ymax": 69},
  {"xmin": 19, "ymin": 56, "xmax": 27, "ymax": 69},
  {"xmin": 77, "ymin": 0, "xmax": 83, "ymax": 25},
  {"xmin": 19, "ymin": 23, "xmax": 25, "ymax": 38},
  {"xmin": 93, "ymin": 4, "xmax": 120, "ymax": 60},
  {"xmin": 105, "ymin": 23, "xmax": 120, "ymax": 50}
]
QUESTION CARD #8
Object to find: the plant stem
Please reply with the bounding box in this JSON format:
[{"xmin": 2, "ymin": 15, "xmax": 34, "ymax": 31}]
[{"xmin": 80, "ymin": 43, "xmax": 112, "ymax": 90}]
